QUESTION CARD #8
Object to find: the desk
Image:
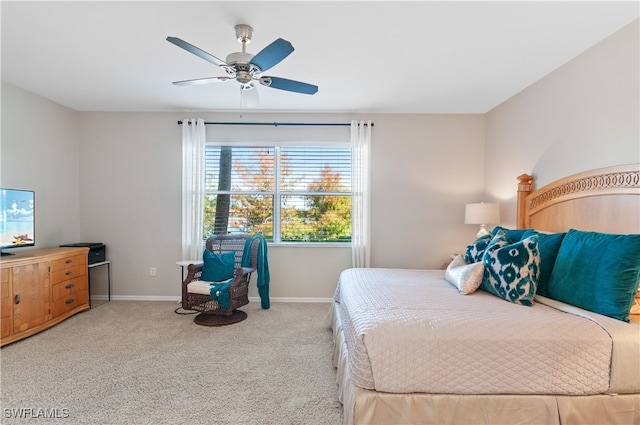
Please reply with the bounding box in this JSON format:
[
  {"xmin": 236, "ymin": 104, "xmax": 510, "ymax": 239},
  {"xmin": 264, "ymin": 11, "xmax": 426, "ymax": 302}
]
[{"xmin": 88, "ymin": 260, "xmax": 111, "ymax": 307}]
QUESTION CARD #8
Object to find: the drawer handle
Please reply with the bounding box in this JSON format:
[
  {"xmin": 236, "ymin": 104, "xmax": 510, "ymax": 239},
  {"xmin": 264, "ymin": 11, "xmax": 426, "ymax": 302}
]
[
  {"xmin": 65, "ymin": 283, "xmax": 75, "ymax": 289},
  {"xmin": 14, "ymin": 294, "xmax": 20, "ymax": 304},
  {"xmin": 65, "ymin": 271, "xmax": 72, "ymax": 276},
  {"xmin": 65, "ymin": 259, "xmax": 72, "ymax": 264},
  {"xmin": 66, "ymin": 298, "xmax": 74, "ymax": 305}
]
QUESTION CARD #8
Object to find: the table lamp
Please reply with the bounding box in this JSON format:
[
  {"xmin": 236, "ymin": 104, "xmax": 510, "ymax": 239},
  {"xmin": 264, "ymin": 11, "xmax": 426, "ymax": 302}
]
[{"xmin": 465, "ymin": 202, "xmax": 500, "ymax": 238}]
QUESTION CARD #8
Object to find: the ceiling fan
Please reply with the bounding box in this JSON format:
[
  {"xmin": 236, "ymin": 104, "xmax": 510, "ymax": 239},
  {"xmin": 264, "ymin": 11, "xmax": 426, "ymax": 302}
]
[{"xmin": 167, "ymin": 24, "xmax": 318, "ymax": 107}]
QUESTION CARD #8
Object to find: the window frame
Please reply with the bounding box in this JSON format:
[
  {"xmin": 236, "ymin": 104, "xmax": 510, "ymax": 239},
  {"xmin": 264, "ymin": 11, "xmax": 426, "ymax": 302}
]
[{"xmin": 205, "ymin": 141, "xmax": 352, "ymax": 246}]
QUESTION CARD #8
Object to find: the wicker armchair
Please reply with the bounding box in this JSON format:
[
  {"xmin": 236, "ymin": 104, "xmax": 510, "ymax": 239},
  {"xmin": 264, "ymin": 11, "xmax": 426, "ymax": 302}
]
[{"xmin": 182, "ymin": 234, "xmax": 260, "ymax": 326}]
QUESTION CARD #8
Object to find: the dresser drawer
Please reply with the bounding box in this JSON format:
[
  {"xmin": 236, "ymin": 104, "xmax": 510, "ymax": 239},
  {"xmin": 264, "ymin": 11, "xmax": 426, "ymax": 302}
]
[
  {"xmin": 52, "ymin": 276, "xmax": 85, "ymax": 301},
  {"xmin": 51, "ymin": 265, "xmax": 86, "ymax": 285},
  {"xmin": 51, "ymin": 288, "xmax": 88, "ymax": 318},
  {"xmin": 51, "ymin": 254, "xmax": 87, "ymax": 273}
]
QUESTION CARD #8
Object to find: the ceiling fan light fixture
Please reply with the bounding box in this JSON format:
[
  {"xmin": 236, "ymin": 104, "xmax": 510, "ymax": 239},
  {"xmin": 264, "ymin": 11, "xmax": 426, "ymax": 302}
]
[{"xmin": 236, "ymin": 70, "xmax": 252, "ymax": 84}]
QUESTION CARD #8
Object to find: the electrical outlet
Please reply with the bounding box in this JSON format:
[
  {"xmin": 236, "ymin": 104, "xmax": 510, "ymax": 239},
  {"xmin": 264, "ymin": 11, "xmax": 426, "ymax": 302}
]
[{"xmin": 150, "ymin": 267, "xmax": 156, "ymax": 276}]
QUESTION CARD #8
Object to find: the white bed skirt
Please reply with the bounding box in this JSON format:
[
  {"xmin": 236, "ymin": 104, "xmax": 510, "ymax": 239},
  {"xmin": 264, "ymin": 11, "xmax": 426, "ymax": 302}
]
[{"xmin": 328, "ymin": 300, "xmax": 640, "ymax": 425}]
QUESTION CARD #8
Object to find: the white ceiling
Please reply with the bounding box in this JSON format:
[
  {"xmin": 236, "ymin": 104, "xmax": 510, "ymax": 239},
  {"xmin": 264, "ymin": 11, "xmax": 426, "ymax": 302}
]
[{"xmin": 1, "ymin": 1, "xmax": 638, "ymax": 114}]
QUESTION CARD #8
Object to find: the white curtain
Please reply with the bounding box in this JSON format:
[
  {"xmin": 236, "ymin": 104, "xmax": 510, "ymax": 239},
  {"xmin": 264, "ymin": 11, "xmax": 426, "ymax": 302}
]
[
  {"xmin": 351, "ymin": 120, "xmax": 372, "ymax": 268},
  {"xmin": 181, "ymin": 118, "xmax": 206, "ymax": 260}
]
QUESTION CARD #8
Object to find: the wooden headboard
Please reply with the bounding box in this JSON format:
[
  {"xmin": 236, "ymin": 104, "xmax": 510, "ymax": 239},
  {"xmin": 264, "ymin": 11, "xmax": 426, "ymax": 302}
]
[{"xmin": 516, "ymin": 164, "xmax": 640, "ymax": 234}]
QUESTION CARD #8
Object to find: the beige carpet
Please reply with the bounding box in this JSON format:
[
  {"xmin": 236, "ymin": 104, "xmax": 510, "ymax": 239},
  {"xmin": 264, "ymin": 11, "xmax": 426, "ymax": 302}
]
[{"xmin": 1, "ymin": 301, "xmax": 342, "ymax": 425}]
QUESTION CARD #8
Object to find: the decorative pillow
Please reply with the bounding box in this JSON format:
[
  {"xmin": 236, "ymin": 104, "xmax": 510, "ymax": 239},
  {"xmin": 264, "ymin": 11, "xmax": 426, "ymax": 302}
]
[
  {"xmin": 201, "ymin": 250, "xmax": 236, "ymax": 282},
  {"xmin": 547, "ymin": 229, "xmax": 640, "ymax": 322},
  {"xmin": 445, "ymin": 254, "xmax": 485, "ymax": 295},
  {"xmin": 492, "ymin": 226, "xmax": 531, "ymax": 242},
  {"xmin": 521, "ymin": 230, "xmax": 565, "ymax": 297},
  {"xmin": 481, "ymin": 232, "xmax": 540, "ymax": 306},
  {"xmin": 464, "ymin": 233, "xmax": 493, "ymax": 263}
]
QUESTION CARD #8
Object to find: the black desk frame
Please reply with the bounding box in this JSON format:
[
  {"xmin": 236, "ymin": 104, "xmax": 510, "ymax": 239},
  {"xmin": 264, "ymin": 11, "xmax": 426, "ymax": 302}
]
[{"xmin": 88, "ymin": 260, "xmax": 111, "ymax": 307}]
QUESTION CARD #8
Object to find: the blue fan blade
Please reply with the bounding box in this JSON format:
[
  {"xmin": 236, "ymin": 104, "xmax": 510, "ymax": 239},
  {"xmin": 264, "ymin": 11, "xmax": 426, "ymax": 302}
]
[
  {"xmin": 250, "ymin": 38, "xmax": 294, "ymax": 72},
  {"xmin": 260, "ymin": 77, "xmax": 318, "ymax": 95},
  {"xmin": 167, "ymin": 37, "xmax": 228, "ymax": 67}
]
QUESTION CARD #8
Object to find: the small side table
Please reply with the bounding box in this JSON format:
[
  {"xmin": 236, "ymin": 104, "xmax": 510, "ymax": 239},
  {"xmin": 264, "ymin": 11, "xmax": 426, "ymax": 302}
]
[
  {"xmin": 176, "ymin": 261, "xmax": 203, "ymax": 312},
  {"xmin": 88, "ymin": 260, "xmax": 111, "ymax": 307},
  {"xmin": 176, "ymin": 260, "xmax": 203, "ymax": 284}
]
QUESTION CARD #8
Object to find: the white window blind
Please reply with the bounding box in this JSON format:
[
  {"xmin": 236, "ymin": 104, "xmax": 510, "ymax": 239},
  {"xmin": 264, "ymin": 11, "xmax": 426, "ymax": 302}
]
[{"xmin": 204, "ymin": 145, "xmax": 351, "ymax": 243}]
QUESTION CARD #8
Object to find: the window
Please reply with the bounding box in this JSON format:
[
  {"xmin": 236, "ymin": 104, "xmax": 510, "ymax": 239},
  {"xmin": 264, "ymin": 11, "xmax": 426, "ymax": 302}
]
[{"xmin": 204, "ymin": 145, "xmax": 352, "ymax": 244}]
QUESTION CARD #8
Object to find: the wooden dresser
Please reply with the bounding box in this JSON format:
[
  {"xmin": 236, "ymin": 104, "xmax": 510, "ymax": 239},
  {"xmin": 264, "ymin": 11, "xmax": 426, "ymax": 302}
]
[{"xmin": 1, "ymin": 246, "xmax": 89, "ymax": 347}]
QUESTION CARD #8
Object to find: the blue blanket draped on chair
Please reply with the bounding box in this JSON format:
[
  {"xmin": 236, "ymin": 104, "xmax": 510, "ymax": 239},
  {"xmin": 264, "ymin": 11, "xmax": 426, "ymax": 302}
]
[
  {"xmin": 242, "ymin": 234, "xmax": 270, "ymax": 309},
  {"xmin": 208, "ymin": 278, "xmax": 234, "ymax": 310}
]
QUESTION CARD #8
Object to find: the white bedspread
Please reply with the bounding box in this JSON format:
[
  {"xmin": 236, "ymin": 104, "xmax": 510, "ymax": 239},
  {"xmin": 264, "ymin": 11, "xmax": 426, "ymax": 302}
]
[{"xmin": 336, "ymin": 268, "xmax": 622, "ymax": 395}]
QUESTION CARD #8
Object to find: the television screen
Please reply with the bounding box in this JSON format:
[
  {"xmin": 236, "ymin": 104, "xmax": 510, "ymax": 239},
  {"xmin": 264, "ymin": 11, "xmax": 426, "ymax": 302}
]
[{"xmin": 0, "ymin": 188, "xmax": 35, "ymax": 252}]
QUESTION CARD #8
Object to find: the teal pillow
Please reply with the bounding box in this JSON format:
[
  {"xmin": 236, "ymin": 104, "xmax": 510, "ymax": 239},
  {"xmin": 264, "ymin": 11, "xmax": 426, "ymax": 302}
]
[
  {"xmin": 464, "ymin": 233, "xmax": 493, "ymax": 263},
  {"xmin": 547, "ymin": 229, "xmax": 640, "ymax": 322},
  {"xmin": 492, "ymin": 226, "xmax": 531, "ymax": 242},
  {"xmin": 201, "ymin": 250, "xmax": 236, "ymax": 282},
  {"xmin": 522, "ymin": 230, "xmax": 566, "ymax": 297},
  {"xmin": 481, "ymin": 231, "xmax": 540, "ymax": 306}
]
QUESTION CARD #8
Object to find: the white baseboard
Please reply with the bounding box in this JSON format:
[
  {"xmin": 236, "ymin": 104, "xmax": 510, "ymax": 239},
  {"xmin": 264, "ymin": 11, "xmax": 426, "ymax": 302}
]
[
  {"xmin": 91, "ymin": 295, "xmax": 179, "ymax": 302},
  {"xmin": 90, "ymin": 295, "xmax": 333, "ymax": 303}
]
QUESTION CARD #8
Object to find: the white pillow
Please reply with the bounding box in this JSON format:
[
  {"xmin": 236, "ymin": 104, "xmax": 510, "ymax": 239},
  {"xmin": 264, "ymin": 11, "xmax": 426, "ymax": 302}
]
[{"xmin": 445, "ymin": 254, "xmax": 484, "ymax": 295}]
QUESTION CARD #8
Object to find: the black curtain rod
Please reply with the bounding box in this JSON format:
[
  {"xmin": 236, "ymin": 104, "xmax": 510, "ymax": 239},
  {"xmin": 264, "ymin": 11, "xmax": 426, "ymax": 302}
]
[{"xmin": 177, "ymin": 120, "xmax": 373, "ymax": 127}]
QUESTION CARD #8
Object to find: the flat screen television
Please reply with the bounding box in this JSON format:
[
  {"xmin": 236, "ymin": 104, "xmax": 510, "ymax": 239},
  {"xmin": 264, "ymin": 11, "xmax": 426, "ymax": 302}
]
[{"xmin": 0, "ymin": 188, "xmax": 35, "ymax": 255}]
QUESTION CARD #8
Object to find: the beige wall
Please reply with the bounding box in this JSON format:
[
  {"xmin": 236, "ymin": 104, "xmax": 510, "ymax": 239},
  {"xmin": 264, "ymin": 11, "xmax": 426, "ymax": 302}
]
[
  {"xmin": 485, "ymin": 19, "xmax": 640, "ymax": 227},
  {"xmin": 1, "ymin": 83, "xmax": 82, "ymax": 247},
  {"xmin": 369, "ymin": 114, "xmax": 485, "ymax": 269}
]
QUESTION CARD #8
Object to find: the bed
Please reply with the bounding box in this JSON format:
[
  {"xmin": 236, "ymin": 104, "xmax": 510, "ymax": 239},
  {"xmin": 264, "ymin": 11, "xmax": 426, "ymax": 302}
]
[{"xmin": 329, "ymin": 164, "xmax": 640, "ymax": 425}]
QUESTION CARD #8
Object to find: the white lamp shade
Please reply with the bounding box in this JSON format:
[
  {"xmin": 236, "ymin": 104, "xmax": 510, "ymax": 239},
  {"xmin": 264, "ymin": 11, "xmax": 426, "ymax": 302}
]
[{"xmin": 465, "ymin": 203, "xmax": 500, "ymax": 225}]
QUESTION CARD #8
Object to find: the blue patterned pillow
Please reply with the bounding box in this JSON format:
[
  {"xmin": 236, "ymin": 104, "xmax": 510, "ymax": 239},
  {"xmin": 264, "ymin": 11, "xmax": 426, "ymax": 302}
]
[
  {"xmin": 481, "ymin": 232, "xmax": 540, "ymax": 306},
  {"xmin": 464, "ymin": 233, "xmax": 493, "ymax": 263},
  {"xmin": 201, "ymin": 250, "xmax": 236, "ymax": 282}
]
